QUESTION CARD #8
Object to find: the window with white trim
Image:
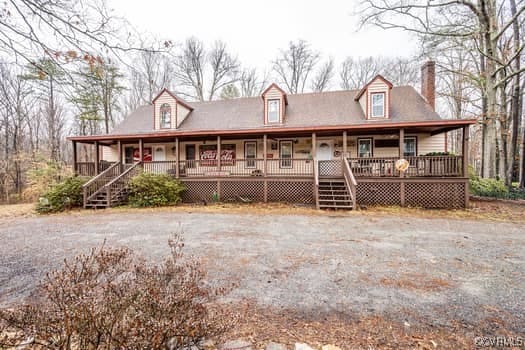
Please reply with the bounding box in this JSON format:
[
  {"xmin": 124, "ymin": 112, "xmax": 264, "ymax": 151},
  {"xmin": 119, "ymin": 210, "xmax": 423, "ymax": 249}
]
[
  {"xmin": 358, "ymin": 138, "xmax": 373, "ymax": 158},
  {"xmin": 371, "ymin": 93, "xmax": 385, "ymax": 118},
  {"xmin": 267, "ymin": 99, "xmax": 280, "ymax": 123},
  {"xmin": 403, "ymin": 137, "xmax": 417, "ymax": 157}
]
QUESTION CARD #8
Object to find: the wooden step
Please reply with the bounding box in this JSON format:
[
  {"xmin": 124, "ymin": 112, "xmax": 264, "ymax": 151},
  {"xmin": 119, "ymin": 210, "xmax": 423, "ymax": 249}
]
[{"xmin": 319, "ymin": 205, "xmax": 353, "ymax": 209}]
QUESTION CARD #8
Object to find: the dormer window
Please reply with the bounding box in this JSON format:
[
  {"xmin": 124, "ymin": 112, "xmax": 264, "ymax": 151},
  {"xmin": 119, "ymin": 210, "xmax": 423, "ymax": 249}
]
[
  {"xmin": 354, "ymin": 75, "xmax": 392, "ymax": 119},
  {"xmin": 262, "ymin": 83, "xmax": 287, "ymax": 125},
  {"xmin": 160, "ymin": 103, "xmax": 171, "ymax": 128},
  {"xmin": 267, "ymin": 99, "xmax": 280, "ymax": 123},
  {"xmin": 371, "ymin": 93, "xmax": 385, "ymax": 118}
]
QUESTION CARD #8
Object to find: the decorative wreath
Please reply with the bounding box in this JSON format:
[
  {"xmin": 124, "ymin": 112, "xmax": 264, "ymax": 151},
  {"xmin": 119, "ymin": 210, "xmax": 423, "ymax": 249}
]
[{"xmin": 395, "ymin": 159, "xmax": 410, "ymax": 172}]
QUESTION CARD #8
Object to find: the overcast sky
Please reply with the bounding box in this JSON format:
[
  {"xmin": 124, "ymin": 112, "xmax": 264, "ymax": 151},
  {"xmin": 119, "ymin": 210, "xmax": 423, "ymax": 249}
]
[{"xmin": 107, "ymin": 0, "xmax": 417, "ymax": 71}]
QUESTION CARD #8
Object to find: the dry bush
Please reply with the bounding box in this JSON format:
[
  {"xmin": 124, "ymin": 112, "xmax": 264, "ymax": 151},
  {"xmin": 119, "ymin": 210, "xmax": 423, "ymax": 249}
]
[
  {"xmin": 23, "ymin": 159, "xmax": 73, "ymax": 202},
  {"xmin": 0, "ymin": 234, "xmax": 235, "ymax": 349}
]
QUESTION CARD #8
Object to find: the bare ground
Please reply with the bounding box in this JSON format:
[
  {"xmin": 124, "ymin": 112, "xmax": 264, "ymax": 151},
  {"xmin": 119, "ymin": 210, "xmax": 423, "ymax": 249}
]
[{"xmin": 0, "ymin": 203, "xmax": 524, "ymax": 348}]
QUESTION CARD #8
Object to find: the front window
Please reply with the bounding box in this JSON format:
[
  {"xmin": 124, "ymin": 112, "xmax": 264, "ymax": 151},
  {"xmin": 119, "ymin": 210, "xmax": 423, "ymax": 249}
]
[
  {"xmin": 358, "ymin": 138, "xmax": 373, "ymax": 158},
  {"xmin": 267, "ymin": 99, "xmax": 280, "ymax": 123},
  {"xmin": 160, "ymin": 103, "xmax": 171, "ymax": 128},
  {"xmin": 244, "ymin": 141, "xmax": 257, "ymax": 168},
  {"xmin": 371, "ymin": 93, "xmax": 385, "ymax": 118},
  {"xmin": 279, "ymin": 140, "xmax": 292, "ymax": 168},
  {"xmin": 404, "ymin": 137, "xmax": 417, "ymax": 157}
]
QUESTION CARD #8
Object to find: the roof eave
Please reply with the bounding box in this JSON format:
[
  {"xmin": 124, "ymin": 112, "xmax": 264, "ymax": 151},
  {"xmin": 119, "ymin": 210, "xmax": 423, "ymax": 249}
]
[{"xmin": 68, "ymin": 119, "xmax": 477, "ymax": 142}]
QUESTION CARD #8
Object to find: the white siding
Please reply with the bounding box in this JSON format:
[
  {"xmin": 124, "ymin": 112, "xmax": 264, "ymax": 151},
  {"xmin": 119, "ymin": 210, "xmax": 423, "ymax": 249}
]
[
  {"xmin": 418, "ymin": 133, "xmax": 445, "ymax": 154},
  {"xmin": 177, "ymin": 103, "xmax": 191, "ymax": 127},
  {"xmin": 100, "ymin": 134, "xmax": 446, "ymax": 162},
  {"xmin": 102, "ymin": 145, "xmax": 118, "ymax": 162}
]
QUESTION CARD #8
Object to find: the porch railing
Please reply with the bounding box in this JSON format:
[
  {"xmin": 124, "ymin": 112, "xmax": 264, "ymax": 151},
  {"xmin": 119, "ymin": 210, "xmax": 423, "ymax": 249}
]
[
  {"xmin": 175, "ymin": 158, "xmax": 313, "ymax": 177},
  {"xmin": 77, "ymin": 155, "xmax": 464, "ymax": 179},
  {"xmin": 347, "ymin": 155, "xmax": 463, "ymax": 177},
  {"xmin": 76, "ymin": 161, "xmax": 116, "ymax": 176},
  {"xmin": 342, "ymin": 157, "xmax": 357, "ymax": 209}
]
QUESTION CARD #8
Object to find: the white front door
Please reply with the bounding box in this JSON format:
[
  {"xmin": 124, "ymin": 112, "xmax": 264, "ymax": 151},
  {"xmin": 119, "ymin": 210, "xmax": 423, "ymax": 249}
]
[
  {"xmin": 153, "ymin": 146, "xmax": 166, "ymax": 161},
  {"xmin": 316, "ymin": 140, "xmax": 333, "ymax": 161}
]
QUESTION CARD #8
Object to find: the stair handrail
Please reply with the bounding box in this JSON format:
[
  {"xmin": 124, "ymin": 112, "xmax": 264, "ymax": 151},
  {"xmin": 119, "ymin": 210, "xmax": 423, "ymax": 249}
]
[
  {"xmin": 343, "ymin": 157, "xmax": 357, "ymax": 209},
  {"xmin": 104, "ymin": 161, "xmax": 143, "ymax": 190},
  {"xmin": 82, "ymin": 162, "xmax": 121, "ymax": 207},
  {"xmin": 313, "ymin": 158, "xmax": 320, "ymax": 209},
  {"xmin": 103, "ymin": 161, "xmax": 143, "ymax": 207}
]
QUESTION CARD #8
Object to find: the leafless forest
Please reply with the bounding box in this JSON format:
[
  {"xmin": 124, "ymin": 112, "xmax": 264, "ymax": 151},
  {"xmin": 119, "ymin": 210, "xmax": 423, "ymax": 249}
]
[{"xmin": 0, "ymin": 0, "xmax": 524, "ymax": 202}]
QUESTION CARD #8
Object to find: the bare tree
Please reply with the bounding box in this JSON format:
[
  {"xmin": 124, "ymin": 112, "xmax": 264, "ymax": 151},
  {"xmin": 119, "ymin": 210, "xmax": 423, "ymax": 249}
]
[
  {"xmin": 340, "ymin": 57, "xmax": 382, "ymax": 90},
  {"xmin": 127, "ymin": 47, "xmax": 174, "ymax": 108},
  {"xmin": 359, "ymin": 0, "xmax": 525, "ymax": 179},
  {"xmin": 311, "ymin": 58, "xmax": 335, "ymax": 92},
  {"xmin": 272, "ymin": 40, "xmax": 320, "ymax": 94},
  {"xmin": 173, "ymin": 37, "xmax": 205, "ymax": 101},
  {"xmin": 239, "ymin": 68, "xmax": 268, "ymax": 97},
  {"xmin": 207, "ymin": 41, "xmax": 240, "ymax": 101},
  {"xmin": 173, "ymin": 38, "xmax": 239, "ymax": 101}
]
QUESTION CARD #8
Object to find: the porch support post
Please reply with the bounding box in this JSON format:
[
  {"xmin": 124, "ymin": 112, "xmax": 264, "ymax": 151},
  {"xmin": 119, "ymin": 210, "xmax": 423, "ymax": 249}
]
[
  {"xmin": 399, "ymin": 128, "xmax": 404, "ymax": 178},
  {"xmin": 311, "ymin": 133, "xmax": 317, "ymax": 158},
  {"xmin": 139, "ymin": 139, "xmax": 143, "ymax": 162},
  {"xmin": 117, "ymin": 140, "xmax": 122, "ymax": 164},
  {"xmin": 263, "ymin": 134, "xmax": 267, "ymax": 176},
  {"xmin": 217, "ymin": 136, "xmax": 221, "ymax": 172},
  {"xmin": 175, "ymin": 137, "xmax": 180, "ymax": 179},
  {"xmin": 463, "ymin": 125, "xmax": 470, "ymax": 208},
  {"xmin": 94, "ymin": 141, "xmax": 100, "ymax": 175},
  {"xmin": 312, "ymin": 132, "xmax": 317, "ymax": 201},
  {"xmin": 72, "ymin": 141, "xmax": 78, "ymax": 175},
  {"xmin": 342, "ymin": 131, "xmax": 347, "ymax": 158},
  {"xmin": 462, "ymin": 126, "xmax": 469, "ymax": 178}
]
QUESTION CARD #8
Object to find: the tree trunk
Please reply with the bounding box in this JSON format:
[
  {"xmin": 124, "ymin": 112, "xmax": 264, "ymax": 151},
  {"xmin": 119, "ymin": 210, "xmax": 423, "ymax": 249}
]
[
  {"xmin": 481, "ymin": 0, "xmax": 498, "ymax": 179},
  {"xmin": 508, "ymin": 0, "xmax": 521, "ymax": 186}
]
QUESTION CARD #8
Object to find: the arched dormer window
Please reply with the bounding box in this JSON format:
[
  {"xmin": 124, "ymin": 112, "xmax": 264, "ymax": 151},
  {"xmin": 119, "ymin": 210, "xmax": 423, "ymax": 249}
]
[{"xmin": 160, "ymin": 103, "xmax": 171, "ymax": 128}]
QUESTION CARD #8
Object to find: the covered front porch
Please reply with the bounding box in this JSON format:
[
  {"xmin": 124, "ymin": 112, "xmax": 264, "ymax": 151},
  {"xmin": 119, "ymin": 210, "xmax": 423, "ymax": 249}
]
[
  {"xmin": 72, "ymin": 128, "xmax": 469, "ymax": 180},
  {"xmin": 70, "ymin": 121, "xmax": 472, "ymax": 209}
]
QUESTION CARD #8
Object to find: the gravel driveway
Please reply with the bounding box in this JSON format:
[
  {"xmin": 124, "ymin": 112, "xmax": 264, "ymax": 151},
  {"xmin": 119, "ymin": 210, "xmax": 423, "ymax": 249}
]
[{"xmin": 1, "ymin": 210, "xmax": 524, "ymax": 332}]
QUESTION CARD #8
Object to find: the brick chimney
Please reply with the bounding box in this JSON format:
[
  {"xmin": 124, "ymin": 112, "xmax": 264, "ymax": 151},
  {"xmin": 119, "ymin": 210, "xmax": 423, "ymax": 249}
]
[{"xmin": 421, "ymin": 61, "xmax": 435, "ymax": 110}]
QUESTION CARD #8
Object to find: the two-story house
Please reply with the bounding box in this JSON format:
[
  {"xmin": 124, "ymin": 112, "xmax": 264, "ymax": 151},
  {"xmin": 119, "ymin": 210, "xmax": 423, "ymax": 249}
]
[{"xmin": 70, "ymin": 61, "xmax": 476, "ymax": 209}]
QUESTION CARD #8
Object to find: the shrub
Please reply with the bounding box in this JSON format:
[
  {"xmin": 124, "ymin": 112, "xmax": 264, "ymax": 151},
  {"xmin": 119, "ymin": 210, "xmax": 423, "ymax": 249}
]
[
  {"xmin": 35, "ymin": 176, "xmax": 87, "ymax": 213},
  {"xmin": 469, "ymin": 168, "xmax": 508, "ymax": 198},
  {"xmin": 424, "ymin": 151, "xmax": 455, "ymax": 156},
  {"xmin": 128, "ymin": 172, "xmax": 185, "ymax": 207},
  {"xmin": 0, "ymin": 234, "xmax": 234, "ymax": 349}
]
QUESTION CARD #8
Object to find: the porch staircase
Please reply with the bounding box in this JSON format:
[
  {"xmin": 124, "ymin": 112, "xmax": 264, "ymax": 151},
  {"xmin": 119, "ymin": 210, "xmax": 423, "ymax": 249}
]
[
  {"xmin": 314, "ymin": 157, "xmax": 358, "ymax": 211},
  {"xmin": 317, "ymin": 179, "xmax": 354, "ymax": 210},
  {"xmin": 82, "ymin": 162, "xmax": 142, "ymax": 209}
]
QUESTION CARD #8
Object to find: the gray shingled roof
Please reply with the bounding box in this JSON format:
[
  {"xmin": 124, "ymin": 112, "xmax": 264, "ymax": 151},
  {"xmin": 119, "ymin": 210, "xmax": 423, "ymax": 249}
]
[{"xmin": 110, "ymin": 86, "xmax": 440, "ymax": 136}]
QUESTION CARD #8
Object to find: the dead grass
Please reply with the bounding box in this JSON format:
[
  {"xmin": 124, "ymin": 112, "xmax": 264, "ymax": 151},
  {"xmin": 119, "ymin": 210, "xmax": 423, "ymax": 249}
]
[
  {"xmin": 218, "ymin": 301, "xmax": 518, "ymax": 350},
  {"xmin": 362, "ymin": 199, "xmax": 525, "ymax": 223},
  {"xmin": 1, "ymin": 198, "xmax": 523, "ymax": 224},
  {"xmin": 0, "ymin": 203, "xmax": 35, "ymax": 220},
  {"xmin": 379, "ymin": 273, "xmax": 452, "ymax": 292}
]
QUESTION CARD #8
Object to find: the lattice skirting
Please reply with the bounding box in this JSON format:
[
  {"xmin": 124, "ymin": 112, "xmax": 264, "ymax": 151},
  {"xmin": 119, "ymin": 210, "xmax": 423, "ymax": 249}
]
[
  {"xmin": 357, "ymin": 182, "xmax": 402, "ymax": 206},
  {"xmin": 267, "ymin": 180, "xmax": 314, "ymax": 203},
  {"xmin": 405, "ymin": 181, "xmax": 466, "ymax": 209},
  {"xmin": 357, "ymin": 178, "xmax": 468, "ymax": 208},
  {"xmin": 181, "ymin": 178, "xmax": 314, "ymax": 204}
]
